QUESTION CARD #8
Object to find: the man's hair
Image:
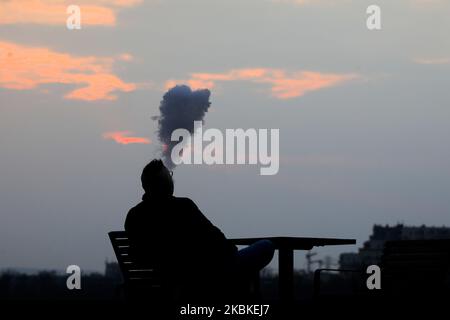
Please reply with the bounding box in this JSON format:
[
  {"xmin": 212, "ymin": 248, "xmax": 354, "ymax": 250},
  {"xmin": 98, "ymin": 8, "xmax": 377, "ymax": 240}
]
[{"xmin": 141, "ymin": 159, "xmax": 172, "ymax": 194}]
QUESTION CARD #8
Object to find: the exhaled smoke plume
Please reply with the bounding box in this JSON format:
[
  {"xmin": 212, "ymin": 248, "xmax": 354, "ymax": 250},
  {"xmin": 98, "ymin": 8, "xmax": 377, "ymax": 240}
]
[{"xmin": 155, "ymin": 85, "xmax": 211, "ymax": 168}]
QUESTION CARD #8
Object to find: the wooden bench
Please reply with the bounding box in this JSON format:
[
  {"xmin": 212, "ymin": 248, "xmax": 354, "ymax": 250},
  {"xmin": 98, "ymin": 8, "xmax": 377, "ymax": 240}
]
[
  {"xmin": 109, "ymin": 231, "xmax": 267, "ymax": 301},
  {"xmin": 109, "ymin": 231, "xmax": 356, "ymax": 301},
  {"xmin": 108, "ymin": 231, "xmax": 165, "ymax": 300}
]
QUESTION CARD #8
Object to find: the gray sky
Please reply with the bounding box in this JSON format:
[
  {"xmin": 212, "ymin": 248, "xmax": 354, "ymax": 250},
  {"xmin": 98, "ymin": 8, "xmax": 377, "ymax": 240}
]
[{"xmin": 1, "ymin": 0, "xmax": 449, "ymax": 272}]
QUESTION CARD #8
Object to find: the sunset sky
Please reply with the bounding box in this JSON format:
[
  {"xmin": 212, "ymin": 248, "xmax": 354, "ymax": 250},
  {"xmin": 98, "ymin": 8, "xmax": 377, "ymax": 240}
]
[{"xmin": 1, "ymin": 0, "xmax": 449, "ymax": 271}]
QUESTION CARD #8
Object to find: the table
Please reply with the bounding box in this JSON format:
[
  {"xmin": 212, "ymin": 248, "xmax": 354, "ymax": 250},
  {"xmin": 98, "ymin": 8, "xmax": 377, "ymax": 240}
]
[{"xmin": 230, "ymin": 237, "xmax": 356, "ymax": 301}]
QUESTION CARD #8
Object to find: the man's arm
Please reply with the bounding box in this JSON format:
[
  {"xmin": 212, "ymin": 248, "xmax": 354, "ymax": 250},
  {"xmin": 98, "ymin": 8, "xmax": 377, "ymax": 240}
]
[{"xmin": 184, "ymin": 198, "xmax": 238, "ymax": 257}]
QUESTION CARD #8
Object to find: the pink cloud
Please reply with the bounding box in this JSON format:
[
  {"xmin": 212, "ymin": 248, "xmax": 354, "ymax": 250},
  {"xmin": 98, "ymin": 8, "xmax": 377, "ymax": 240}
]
[
  {"xmin": 166, "ymin": 68, "xmax": 357, "ymax": 99},
  {"xmin": 103, "ymin": 131, "xmax": 151, "ymax": 145},
  {"xmin": 272, "ymin": 0, "xmax": 351, "ymax": 6},
  {"xmin": 411, "ymin": 0, "xmax": 446, "ymax": 6},
  {"xmin": 274, "ymin": 0, "xmax": 447, "ymax": 8},
  {"xmin": 0, "ymin": 0, "xmax": 144, "ymax": 26},
  {"xmin": 413, "ymin": 57, "xmax": 450, "ymax": 65},
  {"xmin": 0, "ymin": 40, "xmax": 136, "ymax": 101}
]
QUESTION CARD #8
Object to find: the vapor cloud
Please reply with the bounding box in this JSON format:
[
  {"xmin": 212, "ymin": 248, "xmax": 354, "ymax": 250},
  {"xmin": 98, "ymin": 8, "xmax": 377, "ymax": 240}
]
[{"xmin": 155, "ymin": 85, "xmax": 211, "ymax": 168}]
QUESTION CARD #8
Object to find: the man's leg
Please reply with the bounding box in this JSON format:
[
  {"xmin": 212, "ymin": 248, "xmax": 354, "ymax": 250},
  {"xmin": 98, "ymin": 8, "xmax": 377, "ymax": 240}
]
[
  {"xmin": 235, "ymin": 239, "xmax": 275, "ymax": 273},
  {"xmin": 230, "ymin": 239, "xmax": 275, "ymax": 298}
]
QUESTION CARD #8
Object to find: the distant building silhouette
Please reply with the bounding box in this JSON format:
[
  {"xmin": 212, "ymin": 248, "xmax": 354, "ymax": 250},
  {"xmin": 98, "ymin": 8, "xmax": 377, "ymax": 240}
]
[
  {"xmin": 339, "ymin": 224, "xmax": 450, "ymax": 269},
  {"xmin": 104, "ymin": 261, "xmax": 122, "ymax": 281}
]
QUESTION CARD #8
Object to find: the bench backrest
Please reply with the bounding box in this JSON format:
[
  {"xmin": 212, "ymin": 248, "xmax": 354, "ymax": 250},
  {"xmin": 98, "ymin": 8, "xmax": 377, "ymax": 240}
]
[{"xmin": 108, "ymin": 231, "xmax": 161, "ymax": 288}]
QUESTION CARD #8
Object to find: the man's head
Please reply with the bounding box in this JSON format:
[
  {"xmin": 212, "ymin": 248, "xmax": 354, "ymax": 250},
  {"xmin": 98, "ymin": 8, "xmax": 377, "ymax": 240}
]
[{"xmin": 141, "ymin": 159, "xmax": 174, "ymax": 196}]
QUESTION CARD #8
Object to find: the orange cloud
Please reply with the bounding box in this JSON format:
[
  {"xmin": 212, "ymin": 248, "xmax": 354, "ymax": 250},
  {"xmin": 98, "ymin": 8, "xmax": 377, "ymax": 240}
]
[
  {"xmin": 117, "ymin": 53, "xmax": 134, "ymax": 61},
  {"xmin": 413, "ymin": 57, "xmax": 450, "ymax": 65},
  {"xmin": 88, "ymin": 0, "xmax": 143, "ymax": 6},
  {"xmin": 272, "ymin": 0, "xmax": 351, "ymax": 6},
  {"xmin": 166, "ymin": 68, "xmax": 357, "ymax": 99},
  {"xmin": 103, "ymin": 131, "xmax": 151, "ymax": 145},
  {"xmin": 273, "ymin": 0, "xmax": 312, "ymax": 4},
  {"xmin": 411, "ymin": 0, "xmax": 446, "ymax": 6},
  {"xmin": 0, "ymin": 0, "xmax": 143, "ymax": 26},
  {"xmin": 275, "ymin": 0, "xmax": 447, "ymax": 7},
  {"xmin": 0, "ymin": 40, "xmax": 136, "ymax": 101}
]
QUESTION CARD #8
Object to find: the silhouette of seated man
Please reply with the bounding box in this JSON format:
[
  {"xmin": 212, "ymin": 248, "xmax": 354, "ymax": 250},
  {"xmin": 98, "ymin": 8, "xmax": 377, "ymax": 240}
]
[{"xmin": 125, "ymin": 159, "xmax": 274, "ymax": 299}]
